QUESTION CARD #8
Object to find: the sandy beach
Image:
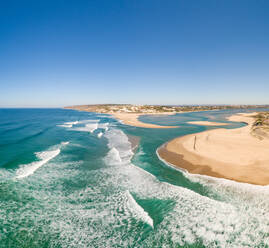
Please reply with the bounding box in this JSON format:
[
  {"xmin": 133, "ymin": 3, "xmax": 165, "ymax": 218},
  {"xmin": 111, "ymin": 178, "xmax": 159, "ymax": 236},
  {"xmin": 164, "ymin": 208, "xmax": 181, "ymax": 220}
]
[
  {"xmin": 112, "ymin": 112, "xmax": 179, "ymax": 128},
  {"xmin": 158, "ymin": 113, "xmax": 269, "ymax": 185},
  {"xmin": 187, "ymin": 121, "xmax": 228, "ymax": 126}
]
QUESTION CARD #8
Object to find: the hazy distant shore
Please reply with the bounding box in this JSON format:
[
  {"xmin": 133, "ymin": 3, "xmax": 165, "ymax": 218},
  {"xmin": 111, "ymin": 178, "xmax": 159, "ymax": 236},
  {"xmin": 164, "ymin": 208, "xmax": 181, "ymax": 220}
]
[{"xmin": 158, "ymin": 113, "xmax": 269, "ymax": 185}]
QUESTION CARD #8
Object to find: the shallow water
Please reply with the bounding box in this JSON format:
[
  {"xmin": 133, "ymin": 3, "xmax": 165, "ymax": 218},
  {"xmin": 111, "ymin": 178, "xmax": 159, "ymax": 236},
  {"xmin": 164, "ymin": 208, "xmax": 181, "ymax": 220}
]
[{"xmin": 0, "ymin": 108, "xmax": 269, "ymax": 247}]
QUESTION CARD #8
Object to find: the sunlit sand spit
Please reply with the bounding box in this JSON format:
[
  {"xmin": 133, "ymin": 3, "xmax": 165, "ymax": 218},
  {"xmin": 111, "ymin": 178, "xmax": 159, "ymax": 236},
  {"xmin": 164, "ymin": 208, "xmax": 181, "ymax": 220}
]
[
  {"xmin": 112, "ymin": 112, "xmax": 179, "ymax": 128},
  {"xmin": 158, "ymin": 112, "xmax": 269, "ymax": 185},
  {"xmin": 187, "ymin": 121, "xmax": 228, "ymax": 126}
]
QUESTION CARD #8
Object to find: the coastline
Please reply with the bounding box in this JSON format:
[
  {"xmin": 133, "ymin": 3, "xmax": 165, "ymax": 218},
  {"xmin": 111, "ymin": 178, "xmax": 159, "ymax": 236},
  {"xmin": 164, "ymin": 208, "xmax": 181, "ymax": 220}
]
[
  {"xmin": 65, "ymin": 105, "xmax": 255, "ymax": 129},
  {"xmin": 157, "ymin": 112, "xmax": 269, "ymax": 185},
  {"xmin": 112, "ymin": 112, "xmax": 179, "ymax": 128},
  {"xmin": 187, "ymin": 121, "xmax": 228, "ymax": 126},
  {"xmin": 127, "ymin": 134, "xmax": 140, "ymax": 153}
]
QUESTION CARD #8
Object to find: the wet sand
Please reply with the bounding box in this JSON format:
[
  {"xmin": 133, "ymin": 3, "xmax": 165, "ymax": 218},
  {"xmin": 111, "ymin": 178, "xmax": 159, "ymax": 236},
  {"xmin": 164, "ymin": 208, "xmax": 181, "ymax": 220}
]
[
  {"xmin": 127, "ymin": 134, "xmax": 140, "ymax": 153},
  {"xmin": 158, "ymin": 113, "xmax": 269, "ymax": 185}
]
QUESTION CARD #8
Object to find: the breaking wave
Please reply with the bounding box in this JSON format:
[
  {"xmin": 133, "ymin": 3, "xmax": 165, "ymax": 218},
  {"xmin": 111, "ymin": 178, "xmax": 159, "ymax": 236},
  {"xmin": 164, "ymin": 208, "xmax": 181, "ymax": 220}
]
[
  {"xmin": 98, "ymin": 122, "xmax": 109, "ymax": 131},
  {"xmin": 72, "ymin": 120, "xmax": 100, "ymax": 133},
  {"xmin": 5, "ymin": 112, "xmax": 269, "ymax": 248},
  {"xmin": 104, "ymin": 128, "xmax": 133, "ymax": 165},
  {"xmin": 104, "ymin": 147, "xmax": 122, "ymax": 164},
  {"xmin": 57, "ymin": 121, "xmax": 78, "ymax": 128},
  {"xmin": 97, "ymin": 132, "xmax": 103, "ymax": 138},
  {"xmin": 125, "ymin": 191, "xmax": 154, "ymax": 228},
  {"xmin": 101, "ymin": 126, "xmax": 269, "ymax": 247},
  {"xmin": 15, "ymin": 142, "xmax": 69, "ymax": 179}
]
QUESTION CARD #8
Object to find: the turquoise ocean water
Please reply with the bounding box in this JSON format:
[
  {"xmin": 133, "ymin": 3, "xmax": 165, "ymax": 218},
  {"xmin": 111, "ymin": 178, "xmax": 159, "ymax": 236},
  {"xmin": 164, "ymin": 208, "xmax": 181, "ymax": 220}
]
[{"xmin": 0, "ymin": 108, "xmax": 269, "ymax": 248}]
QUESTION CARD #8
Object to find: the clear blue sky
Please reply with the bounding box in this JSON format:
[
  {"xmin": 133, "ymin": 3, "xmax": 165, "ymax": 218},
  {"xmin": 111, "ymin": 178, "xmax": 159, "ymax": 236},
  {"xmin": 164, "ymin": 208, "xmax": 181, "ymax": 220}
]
[{"xmin": 1, "ymin": 0, "xmax": 269, "ymax": 107}]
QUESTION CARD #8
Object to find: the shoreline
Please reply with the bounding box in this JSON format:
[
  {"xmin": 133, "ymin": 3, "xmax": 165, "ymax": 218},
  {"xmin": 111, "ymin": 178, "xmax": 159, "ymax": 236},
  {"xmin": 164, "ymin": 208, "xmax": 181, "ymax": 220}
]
[
  {"xmin": 187, "ymin": 121, "xmax": 228, "ymax": 126},
  {"xmin": 127, "ymin": 134, "xmax": 140, "ymax": 153},
  {"xmin": 112, "ymin": 112, "xmax": 179, "ymax": 128},
  {"xmin": 157, "ymin": 112, "xmax": 269, "ymax": 185},
  {"xmin": 65, "ymin": 106, "xmax": 238, "ymax": 128},
  {"xmin": 111, "ymin": 110, "xmax": 220, "ymax": 128}
]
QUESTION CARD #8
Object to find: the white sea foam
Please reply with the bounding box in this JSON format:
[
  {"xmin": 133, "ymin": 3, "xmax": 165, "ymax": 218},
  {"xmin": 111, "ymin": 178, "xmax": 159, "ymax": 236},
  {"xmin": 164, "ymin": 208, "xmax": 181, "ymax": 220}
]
[
  {"xmin": 86, "ymin": 123, "xmax": 98, "ymax": 133},
  {"xmin": 97, "ymin": 132, "xmax": 103, "ymax": 138},
  {"xmin": 100, "ymin": 126, "xmax": 269, "ymax": 247},
  {"xmin": 15, "ymin": 142, "xmax": 68, "ymax": 179},
  {"xmin": 57, "ymin": 124, "xmax": 73, "ymax": 128},
  {"xmin": 65, "ymin": 121, "xmax": 79, "ymax": 125},
  {"xmin": 9, "ymin": 122, "xmax": 268, "ymax": 247},
  {"xmin": 72, "ymin": 122, "xmax": 99, "ymax": 133},
  {"xmin": 61, "ymin": 141, "xmax": 70, "ymax": 146},
  {"xmin": 185, "ymin": 172, "xmax": 269, "ymax": 208},
  {"xmin": 59, "ymin": 119, "xmax": 101, "ymax": 132},
  {"xmin": 125, "ymin": 191, "xmax": 154, "ymax": 228},
  {"xmin": 156, "ymin": 148, "xmax": 187, "ymax": 173},
  {"xmin": 77, "ymin": 119, "xmax": 100, "ymax": 124},
  {"xmin": 57, "ymin": 121, "xmax": 78, "ymax": 128},
  {"xmin": 154, "ymin": 147, "xmax": 269, "ymax": 247},
  {"xmin": 98, "ymin": 122, "xmax": 109, "ymax": 131},
  {"xmin": 16, "ymin": 148, "xmax": 61, "ymax": 179},
  {"xmin": 104, "ymin": 147, "xmax": 122, "ymax": 164},
  {"xmin": 104, "ymin": 128, "xmax": 133, "ymax": 165}
]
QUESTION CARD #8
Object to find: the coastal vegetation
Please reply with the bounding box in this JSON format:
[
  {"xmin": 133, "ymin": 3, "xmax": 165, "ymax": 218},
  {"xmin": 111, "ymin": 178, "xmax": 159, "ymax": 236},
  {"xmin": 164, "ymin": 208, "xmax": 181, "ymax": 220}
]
[{"xmin": 252, "ymin": 112, "xmax": 269, "ymax": 139}]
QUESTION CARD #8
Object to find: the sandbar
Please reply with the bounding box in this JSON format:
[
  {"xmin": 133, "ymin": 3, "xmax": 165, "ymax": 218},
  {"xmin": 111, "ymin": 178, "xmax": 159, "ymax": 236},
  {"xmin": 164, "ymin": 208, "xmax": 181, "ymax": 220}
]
[
  {"xmin": 187, "ymin": 121, "xmax": 228, "ymax": 126},
  {"xmin": 158, "ymin": 113, "xmax": 269, "ymax": 185},
  {"xmin": 112, "ymin": 112, "xmax": 179, "ymax": 129}
]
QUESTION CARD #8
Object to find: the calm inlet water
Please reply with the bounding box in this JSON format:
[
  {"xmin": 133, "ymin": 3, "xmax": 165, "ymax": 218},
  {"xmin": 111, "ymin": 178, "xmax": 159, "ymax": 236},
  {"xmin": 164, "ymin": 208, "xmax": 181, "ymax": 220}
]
[{"xmin": 0, "ymin": 108, "xmax": 269, "ymax": 248}]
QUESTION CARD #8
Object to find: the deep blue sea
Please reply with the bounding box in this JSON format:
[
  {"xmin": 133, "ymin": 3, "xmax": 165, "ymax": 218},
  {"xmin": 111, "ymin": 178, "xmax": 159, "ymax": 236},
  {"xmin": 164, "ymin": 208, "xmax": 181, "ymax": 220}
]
[{"xmin": 0, "ymin": 108, "xmax": 269, "ymax": 248}]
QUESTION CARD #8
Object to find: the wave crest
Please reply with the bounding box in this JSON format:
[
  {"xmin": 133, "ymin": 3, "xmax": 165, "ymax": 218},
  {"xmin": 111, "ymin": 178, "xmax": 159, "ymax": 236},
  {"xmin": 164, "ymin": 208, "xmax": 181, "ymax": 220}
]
[{"xmin": 15, "ymin": 142, "xmax": 69, "ymax": 179}]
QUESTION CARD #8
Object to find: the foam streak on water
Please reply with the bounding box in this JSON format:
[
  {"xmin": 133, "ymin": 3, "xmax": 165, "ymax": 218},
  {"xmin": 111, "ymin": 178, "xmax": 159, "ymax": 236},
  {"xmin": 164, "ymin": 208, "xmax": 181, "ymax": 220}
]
[
  {"xmin": 71, "ymin": 120, "xmax": 100, "ymax": 133},
  {"xmin": 15, "ymin": 143, "xmax": 67, "ymax": 179},
  {"xmin": 98, "ymin": 122, "xmax": 109, "ymax": 131},
  {"xmin": 104, "ymin": 128, "xmax": 133, "ymax": 165},
  {"xmin": 97, "ymin": 132, "xmax": 103, "ymax": 138},
  {"xmin": 2, "ymin": 108, "xmax": 269, "ymax": 247},
  {"xmin": 126, "ymin": 191, "xmax": 154, "ymax": 228},
  {"xmin": 57, "ymin": 121, "xmax": 78, "ymax": 128},
  {"xmin": 101, "ymin": 127, "xmax": 269, "ymax": 248}
]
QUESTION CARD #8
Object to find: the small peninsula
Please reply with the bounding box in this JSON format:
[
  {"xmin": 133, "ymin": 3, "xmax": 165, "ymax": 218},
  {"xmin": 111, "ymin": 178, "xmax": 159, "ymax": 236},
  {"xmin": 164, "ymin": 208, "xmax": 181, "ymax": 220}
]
[{"xmin": 158, "ymin": 112, "xmax": 269, "ymax": 185}]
